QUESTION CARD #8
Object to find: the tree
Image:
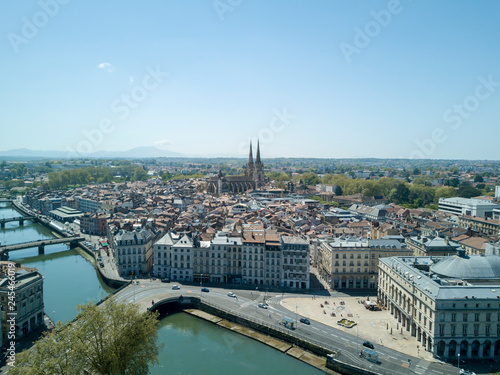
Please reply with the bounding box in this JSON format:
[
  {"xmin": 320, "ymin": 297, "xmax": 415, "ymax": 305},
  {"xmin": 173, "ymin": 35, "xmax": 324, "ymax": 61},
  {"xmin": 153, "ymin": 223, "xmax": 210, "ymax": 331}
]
[
  {"xmin": 458, "ymin": 185, "xmax": 481, "ymax": 198},
  {"xmin": 161, "ymin": 171, "xmax": 173, "ymax": 181},
  {"xmin": 389, "ymin": 183, "xmax": 411, "ymax": 204},
  {"xmin": 133, "ymin": 167, "xmax": 148, "ymax": 181},
  {"xmin": 412, "ymin": 167, "xmax": 421, "ymax": 175},
  {"xmin": 473, "ymin": 174, "xmax": 484, "ymax": 183},
  {"xmin": 12, "ymin": 299, "xmax": 161, "ymax": 375}
]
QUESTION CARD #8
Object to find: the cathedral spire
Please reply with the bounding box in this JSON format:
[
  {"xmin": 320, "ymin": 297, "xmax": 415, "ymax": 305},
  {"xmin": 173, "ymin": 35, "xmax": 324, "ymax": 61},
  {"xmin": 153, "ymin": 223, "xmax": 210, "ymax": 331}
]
[
  {"xmin": 248, "ymin": 140, "xmax": 254, "ymax": 165},
  {"xmin": 245, "ymin": 141, "xmax": 254, "ymax": 178},
  {"xmin": 255, "ymin": 140, "xmax": 262, "ymax": 165}
]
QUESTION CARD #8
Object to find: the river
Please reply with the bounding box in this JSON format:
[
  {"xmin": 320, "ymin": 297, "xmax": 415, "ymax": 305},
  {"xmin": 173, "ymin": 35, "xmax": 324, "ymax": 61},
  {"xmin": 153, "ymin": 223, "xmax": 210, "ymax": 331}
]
[{"xmin": 0, "ymin": 202, "xmax": 324, "ymax": 374}]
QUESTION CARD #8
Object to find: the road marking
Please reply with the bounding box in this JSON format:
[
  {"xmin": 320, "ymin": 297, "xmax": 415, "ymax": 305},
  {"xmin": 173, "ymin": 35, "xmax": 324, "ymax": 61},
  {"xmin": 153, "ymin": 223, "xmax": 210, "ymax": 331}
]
[{"xmin": 311, "ymin": 326, "xmax": 319, "ymax": 330}]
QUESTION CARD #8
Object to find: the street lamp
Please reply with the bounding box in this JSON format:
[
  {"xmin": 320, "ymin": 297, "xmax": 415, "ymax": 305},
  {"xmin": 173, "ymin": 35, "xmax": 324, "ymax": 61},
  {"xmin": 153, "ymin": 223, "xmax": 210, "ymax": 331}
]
[{"xmin": 457, "ymin": 353, "xmax": 460, "ymax": 375}]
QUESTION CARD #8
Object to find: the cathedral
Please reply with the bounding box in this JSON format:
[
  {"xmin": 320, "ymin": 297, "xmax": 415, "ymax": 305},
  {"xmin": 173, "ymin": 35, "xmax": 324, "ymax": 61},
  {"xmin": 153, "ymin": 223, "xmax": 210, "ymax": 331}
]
[{"xmin": 206, "ymin": 141, "xmax": 265, "ymax": 194}]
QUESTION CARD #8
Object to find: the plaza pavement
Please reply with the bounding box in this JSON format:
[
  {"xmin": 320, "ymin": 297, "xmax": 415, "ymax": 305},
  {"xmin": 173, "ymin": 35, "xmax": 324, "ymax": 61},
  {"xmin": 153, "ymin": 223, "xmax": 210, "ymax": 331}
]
[{"xmin": 280, "ymin": 295, "xmax": 436, "ymax": 362}]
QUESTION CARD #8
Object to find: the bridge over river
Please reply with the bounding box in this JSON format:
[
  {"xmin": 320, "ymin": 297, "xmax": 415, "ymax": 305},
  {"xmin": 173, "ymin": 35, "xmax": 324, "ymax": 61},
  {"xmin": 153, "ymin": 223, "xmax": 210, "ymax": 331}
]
[
  {"xmin": 0, "ymin": 236, "xmax": 85, "ymax": 258},
  {"xmin": 0, "ymin": 216, "xmax": 36, "ymax": 228}
]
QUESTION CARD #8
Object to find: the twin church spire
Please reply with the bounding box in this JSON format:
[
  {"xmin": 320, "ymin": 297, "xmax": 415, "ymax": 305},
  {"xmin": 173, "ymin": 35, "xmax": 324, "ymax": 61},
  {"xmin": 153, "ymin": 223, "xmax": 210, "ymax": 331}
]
[{"xmin": 245, "ymin": 140, "xmax": 264, "ymax": 187}]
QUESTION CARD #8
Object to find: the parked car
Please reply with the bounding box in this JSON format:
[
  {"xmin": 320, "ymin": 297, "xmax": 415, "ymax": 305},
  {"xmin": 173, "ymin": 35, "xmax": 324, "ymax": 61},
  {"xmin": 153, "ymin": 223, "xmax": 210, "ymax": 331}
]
[
  {"xmin": 161, "ymin": 278, "xmax": 170, "ymax": 283},
  {"xmin": 362, "ymin": 341, "xmax": 374, "ymax": 349},
  {"xmin": 227, "ymin": 292, "xmax": 236, "ymax": 298},
  {"xmin": 172, "ymin": 285, "xmax": 180, "ymax": 290},
  {"xmin": 258, "ymin": 303, "xmax": 268, "ymax": 309},
  {"xmin": 459, "ymin": 370, "xmax": 476, "ymax": 375},
  {"xmin": 299, "ymin": 317, "xmax": 310, "ymax": 325},
  {"xmin": 201, "ymin": 287, "xmax": 209, "ymax": 292}
]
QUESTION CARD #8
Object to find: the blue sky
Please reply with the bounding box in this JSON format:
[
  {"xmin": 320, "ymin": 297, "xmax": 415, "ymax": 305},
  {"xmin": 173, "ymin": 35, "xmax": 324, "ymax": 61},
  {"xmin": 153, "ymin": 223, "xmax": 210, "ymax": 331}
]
[{"xmin": 1, "ymin": 0, "xmax": 499, "ymax": 159}]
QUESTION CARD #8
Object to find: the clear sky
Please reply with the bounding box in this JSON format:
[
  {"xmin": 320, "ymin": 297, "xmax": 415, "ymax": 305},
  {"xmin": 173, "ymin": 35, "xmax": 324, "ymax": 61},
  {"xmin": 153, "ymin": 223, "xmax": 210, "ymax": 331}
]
[{"xmin": 1, "ymin": 0, "xmax": 499, "ymax": 159}]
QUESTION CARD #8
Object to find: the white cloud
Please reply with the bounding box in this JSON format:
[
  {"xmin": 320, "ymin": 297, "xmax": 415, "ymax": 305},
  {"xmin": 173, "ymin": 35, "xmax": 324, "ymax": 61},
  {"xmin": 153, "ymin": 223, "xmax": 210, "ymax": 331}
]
[
  {"xmin": 129, "ymin": 76, "xmax": 135, "ymax": 83},
  {"xmin": 154, "ymin": 139, "xmax": 174, "ymax": 150},
  {"xmin": 97, "ymin": 62, "xmax": 114, "ymax": 72}
]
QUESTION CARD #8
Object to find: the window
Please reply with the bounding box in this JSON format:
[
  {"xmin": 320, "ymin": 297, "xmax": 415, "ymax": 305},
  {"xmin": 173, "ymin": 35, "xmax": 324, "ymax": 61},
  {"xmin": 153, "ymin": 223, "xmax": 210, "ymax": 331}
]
[
  {"xmin": 451, "ymin": 313, "xmax": 456, "ymax": 322},
  {"xmin": 474, "ymin": 324, "xmax": 479, "ymax": 336},
  {"xmin": 463, "ymin": 313, "xmax": 468, "ymax": 322},
  {"xmin": 485, "ymin": 324, "xmax": 490, "ymax": 337},
  {"xmin": 475, "ymin": 313, "xmax": 479, "ymax": 322},
  {"xmin": 486, "ymin": 313, "xmax": 491, "ymax": 322},
  {"xmin": 462, "ymin": 324, "xmax": 467, "ymax": 336},
  {"xmin": 451, "ymin": 325, "xmax": 455, "ymax": 337},
  {"xmin": 439, "ymin": 324, "xmax": 444, "ymax": 336}
]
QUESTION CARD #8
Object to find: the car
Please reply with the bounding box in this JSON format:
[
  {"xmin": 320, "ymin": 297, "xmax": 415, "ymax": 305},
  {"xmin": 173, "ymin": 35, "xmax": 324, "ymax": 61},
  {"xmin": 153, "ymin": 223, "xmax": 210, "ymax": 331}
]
[
  {"xmin": 459, "ymin": 370, "xmax": 476, "ymax": 375},
  {"xmin": 227, "ymin": 292, "xmax": 236, "ymax": 298},
  {"xmin": 97, "ymin": 256, "xmax": 101, "ymax": 261},
  {"xmin": 258, "ymin": 303, "xmax": 268, "ymax": 309},
  {"xmin": 362, "ymin": 341, "xmax": 374, "ymax": 349},
  {"xmin": 201, "ymin": 287, "xmax": 209, "ymax": 292},
  {"xmin": 299, "ymin": 317, "xmax": 310, "ymax": 325},
  {"xmin": 172, "ymin": 285, "xmax": 180, "ymax": 290},
  {"xmin": 99, "ymin": 262, "xmax": 104, "ymax": 268},
  {"xmin": 161, "ymin": 278, "xmax": 170, "ymax": 283}
]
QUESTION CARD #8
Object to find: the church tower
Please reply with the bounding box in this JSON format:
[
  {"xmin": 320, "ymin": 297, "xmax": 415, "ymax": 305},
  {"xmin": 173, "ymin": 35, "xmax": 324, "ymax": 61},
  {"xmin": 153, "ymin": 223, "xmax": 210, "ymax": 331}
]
[
  {"xmin": 253, "ymin": 140, "xmax": 265, "ymax": 188},
  {"xmin": 245, "ymin": 141, "xmax": 254, "ymax": 178}
]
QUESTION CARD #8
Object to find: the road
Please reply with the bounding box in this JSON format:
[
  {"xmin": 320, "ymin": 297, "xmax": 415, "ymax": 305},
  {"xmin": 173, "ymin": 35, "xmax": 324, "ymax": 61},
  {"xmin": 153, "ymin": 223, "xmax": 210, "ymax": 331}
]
[{"xmin": 114, "ymin": 282, "xmax": 465, "ymax": 375}]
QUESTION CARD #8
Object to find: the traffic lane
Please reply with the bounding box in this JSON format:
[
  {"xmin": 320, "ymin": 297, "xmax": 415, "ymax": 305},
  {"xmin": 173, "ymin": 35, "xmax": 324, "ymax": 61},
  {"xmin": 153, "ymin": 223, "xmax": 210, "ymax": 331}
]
[{"xmin": 268, "ymin": 298, "xmax": 459, "ymax": 375}]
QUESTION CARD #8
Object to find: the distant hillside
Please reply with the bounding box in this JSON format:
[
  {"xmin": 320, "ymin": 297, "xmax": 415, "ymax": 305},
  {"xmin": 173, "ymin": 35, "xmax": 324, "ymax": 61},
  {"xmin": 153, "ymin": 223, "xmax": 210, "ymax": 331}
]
[{"xmin": 0, "ymin": 146, "xmax": 183, "ymax": 159}]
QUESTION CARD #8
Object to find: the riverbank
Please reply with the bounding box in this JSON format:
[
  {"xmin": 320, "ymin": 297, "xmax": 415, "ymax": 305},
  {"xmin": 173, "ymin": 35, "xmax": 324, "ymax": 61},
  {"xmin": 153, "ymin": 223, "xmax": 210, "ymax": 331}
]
[
  {"xmin": 184, "ymin": 308, "xmax": 338, "ymax": 375},
  {"xmin": 10, "ymin": 200, "xmax": 127, "ymax": 289}
]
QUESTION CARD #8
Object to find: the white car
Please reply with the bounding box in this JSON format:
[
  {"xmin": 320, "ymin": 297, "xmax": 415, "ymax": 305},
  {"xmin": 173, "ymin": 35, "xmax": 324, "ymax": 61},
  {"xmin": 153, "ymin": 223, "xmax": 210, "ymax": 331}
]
[
  {"xmin": 258, "ymin": 303, "xmax": 268, "ymax": 309},
  {"xmin": 459, "ymin": 370, "xmax": 476, "ymax": 375},
  {"xmin": 172, "ymin": 285, "xmax": 180, "ymax": 290},
  {"xmin": 227, "ymin": 292, "xmax": 236, "ymax": 298}
]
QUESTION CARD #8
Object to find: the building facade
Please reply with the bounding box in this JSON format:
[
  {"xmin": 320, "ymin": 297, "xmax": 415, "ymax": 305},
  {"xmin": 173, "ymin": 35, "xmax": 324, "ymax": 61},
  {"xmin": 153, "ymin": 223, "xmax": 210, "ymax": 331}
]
[
  {"xmin": 0, "ymin": 262, "xmax": 44, "ymax": 342},
  {"xmin": 406, "ymin": 236, "xmax": 460, "ymax": 257},
  {"xmin": 153, "ymin": 229, "xmax": 310, "ymax": 289},
  {"xmin": 114, "ymin": 228, "xmax": 154, "ymax": 276},
  {"xmin": 438, "ymin": 197, "xmax": 500, "ymax": 219},
  {"xmin": 318, "ymin": 236, "xmax": 411, "ymax": 290},
  {"xmin": 378, "ymin": 255, "xmax": 500, "ymax": 359}
]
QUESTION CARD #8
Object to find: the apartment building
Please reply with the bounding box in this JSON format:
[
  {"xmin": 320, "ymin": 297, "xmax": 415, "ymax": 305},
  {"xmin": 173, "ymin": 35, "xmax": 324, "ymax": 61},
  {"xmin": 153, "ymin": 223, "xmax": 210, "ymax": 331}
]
[
  {"xmin": 0, "ymin": 262, "xmax": 44, "ymax": 342},
  {"xmin": 458, "ymin": 215, "xmax": 500, "ymax": 237},
  {"xmin": 406, "ymin": 236, "xmax": 460, "ymax": 257},
  {"xmin": 113, "ymin": 228, "xmax": 154, "ymax": 276},
  {"xmin": 153, "ymin": 230, "xmax": 310, "ymax": 289},
  {"xmin": 378, "ymin": 254, "xmax": 500, "ymax": 359},
  {"xmin": 281, "ymin": 236, "xmax": 310, "ymax": 289},
  {"xmin": 318, "ymin": 236, "xmax": 410, "ymax": 290},
  {"xmin": 438, "ymin": 197, "xmax": 500, "ymax": 219}
]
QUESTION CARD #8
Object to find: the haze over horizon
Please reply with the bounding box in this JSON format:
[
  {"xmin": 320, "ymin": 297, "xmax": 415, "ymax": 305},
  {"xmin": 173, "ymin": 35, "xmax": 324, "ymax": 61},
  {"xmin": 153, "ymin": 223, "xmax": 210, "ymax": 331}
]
[{"xmin": 1, "ymin": 1, "xmax": 500, "ymax": 160}]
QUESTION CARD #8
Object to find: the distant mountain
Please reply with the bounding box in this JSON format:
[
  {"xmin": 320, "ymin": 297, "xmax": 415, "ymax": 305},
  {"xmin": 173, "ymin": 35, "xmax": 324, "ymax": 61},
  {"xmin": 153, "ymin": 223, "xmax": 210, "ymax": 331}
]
[{"xmin": 0, "ymin": 146, "xmax": 183, "ymax": 159}]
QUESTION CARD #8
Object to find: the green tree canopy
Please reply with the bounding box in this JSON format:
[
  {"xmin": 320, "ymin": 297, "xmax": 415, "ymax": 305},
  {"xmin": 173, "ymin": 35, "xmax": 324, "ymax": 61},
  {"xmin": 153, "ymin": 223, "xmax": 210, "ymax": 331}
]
[{"xmin": 11, "ymin": 299, "xmax": 161, "ymax": 375}]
